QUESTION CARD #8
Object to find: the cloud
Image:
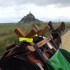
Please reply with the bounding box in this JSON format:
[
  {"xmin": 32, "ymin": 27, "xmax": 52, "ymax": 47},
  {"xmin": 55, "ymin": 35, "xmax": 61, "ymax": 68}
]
[
  {"xmin": 0, "ymin": 0, "xmax": 70, "ymax": 7},
  {"xmin": 0, "ymin": 0, "xmax": 70, "ymax": 22},
  {"xmin": 0, "ymin": 4, "xmax": 70, "ymax": 23}
]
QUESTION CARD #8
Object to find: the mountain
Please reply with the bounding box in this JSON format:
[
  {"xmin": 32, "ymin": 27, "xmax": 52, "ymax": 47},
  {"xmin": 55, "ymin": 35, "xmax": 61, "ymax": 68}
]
[{"xmin": 19, "ymin": 12, "xmax": 43, "ymax": 23}]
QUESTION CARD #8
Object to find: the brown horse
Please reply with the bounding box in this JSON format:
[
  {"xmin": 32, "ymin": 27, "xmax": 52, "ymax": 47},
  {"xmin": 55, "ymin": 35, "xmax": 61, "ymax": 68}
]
[
  {"xmin": 0, "ymin": 22, "xmax": 65, "ymax": 70},
  {"xmin": 27, "ymin": 22, "xmax": 65, "ymax": 70}
]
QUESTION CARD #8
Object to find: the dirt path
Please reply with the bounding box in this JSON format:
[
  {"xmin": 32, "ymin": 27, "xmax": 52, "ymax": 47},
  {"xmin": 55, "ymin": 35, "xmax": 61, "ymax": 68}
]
[{"xmin": 62, "ymin": 30, "xmax": 70, "ymax": 51}]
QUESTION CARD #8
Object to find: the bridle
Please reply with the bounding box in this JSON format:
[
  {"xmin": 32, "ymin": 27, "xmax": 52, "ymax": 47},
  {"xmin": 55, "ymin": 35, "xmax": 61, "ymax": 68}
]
[{"xmin": 50, "ymin": 31, "xmax": 62, "ymax": 49}]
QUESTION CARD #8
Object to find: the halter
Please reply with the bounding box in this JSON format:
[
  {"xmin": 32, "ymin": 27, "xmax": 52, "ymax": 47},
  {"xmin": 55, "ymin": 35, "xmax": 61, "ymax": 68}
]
[{"xmin": 50, "ymin": 31, "xmax": 61, "ymax": 49}]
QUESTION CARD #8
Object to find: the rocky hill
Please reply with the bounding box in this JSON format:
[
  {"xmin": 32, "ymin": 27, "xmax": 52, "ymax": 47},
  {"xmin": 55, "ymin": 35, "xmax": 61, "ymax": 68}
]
[{"xmin": 19, "ymin": 12, "xmax": 43, "ymax": 23}]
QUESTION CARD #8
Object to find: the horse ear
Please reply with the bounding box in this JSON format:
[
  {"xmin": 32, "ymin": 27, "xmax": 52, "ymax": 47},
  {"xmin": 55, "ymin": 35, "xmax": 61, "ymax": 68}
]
[
  {"xmin": 56, "ymin": 22, "xmax": 65, "ymax": 34},
  {"xmin": 48, "ymin": 21, "xmax": 54, "ymax": 31}
]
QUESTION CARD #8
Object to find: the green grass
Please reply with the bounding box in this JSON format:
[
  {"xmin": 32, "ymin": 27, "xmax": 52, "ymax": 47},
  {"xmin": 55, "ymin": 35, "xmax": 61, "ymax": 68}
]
[
  {"xmin": 0, "ymin": 23, "xmax": 46, "ymax": 53},
  {"xmin": 0, "ymin": 23, "xmax": 70, "ymax": 54}
]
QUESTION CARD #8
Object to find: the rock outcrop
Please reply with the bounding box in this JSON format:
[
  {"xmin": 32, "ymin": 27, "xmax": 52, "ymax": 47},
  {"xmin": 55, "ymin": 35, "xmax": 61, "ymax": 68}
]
[{"xmin": 19, "ymin": 12, "xmax": 43, "ymax": 23}]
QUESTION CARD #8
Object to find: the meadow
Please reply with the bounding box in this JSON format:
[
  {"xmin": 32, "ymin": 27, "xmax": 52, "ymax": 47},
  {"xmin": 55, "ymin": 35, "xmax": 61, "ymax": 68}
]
[{"xmin": 0, "ymin": 22, "xmax": 70, "ymax": 54}]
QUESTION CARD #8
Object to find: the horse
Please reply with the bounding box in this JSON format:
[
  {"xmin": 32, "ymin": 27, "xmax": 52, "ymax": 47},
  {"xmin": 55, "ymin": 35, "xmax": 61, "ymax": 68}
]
[
  {"xmin": 18, "ymin": 22, "xmax": 65, "ymax": 70},
  {"xmin": 0, "ymin": 22, "xmax": 65, "ymax": 70},
  {"xmin": 26, "ymin": 22, "xmax": 65, "ymax": 70}
]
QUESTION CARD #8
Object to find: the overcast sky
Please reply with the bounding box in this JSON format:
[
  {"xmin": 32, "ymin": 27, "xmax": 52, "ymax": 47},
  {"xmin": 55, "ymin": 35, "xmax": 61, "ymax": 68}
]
[{"xmin": 0, "ymin": 0, "xmax": 70, "ymax": 23}]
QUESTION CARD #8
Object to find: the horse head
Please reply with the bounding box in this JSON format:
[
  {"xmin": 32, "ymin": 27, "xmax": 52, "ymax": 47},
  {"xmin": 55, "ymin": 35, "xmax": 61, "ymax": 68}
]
[{"xmin": 48, "ymin": 21, "xmax": 65, "ymax": 49}]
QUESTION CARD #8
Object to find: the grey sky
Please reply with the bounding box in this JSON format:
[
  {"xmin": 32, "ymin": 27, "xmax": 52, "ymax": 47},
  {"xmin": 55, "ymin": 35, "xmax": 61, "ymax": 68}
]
[
  {"xmin": 0, "ymin": 0, "xmax": 70, "ymax": 23},
  {"xmin": 0, "ymin": 0, "xmax": 70, "ymax": 7}
]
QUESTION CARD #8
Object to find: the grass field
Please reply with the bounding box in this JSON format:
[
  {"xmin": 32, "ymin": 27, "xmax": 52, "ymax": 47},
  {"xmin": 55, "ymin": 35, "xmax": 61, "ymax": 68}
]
[{"xmin": 0, "ymin": 22, "xmax": 70, "ymax": 54}]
